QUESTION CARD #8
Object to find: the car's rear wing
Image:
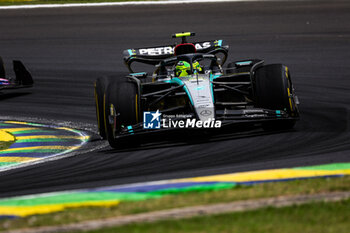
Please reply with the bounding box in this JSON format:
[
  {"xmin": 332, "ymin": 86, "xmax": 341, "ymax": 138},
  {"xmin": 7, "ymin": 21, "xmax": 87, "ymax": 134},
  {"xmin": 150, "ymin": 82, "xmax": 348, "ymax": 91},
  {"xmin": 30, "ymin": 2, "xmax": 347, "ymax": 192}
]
[
  {"xmin": 13, "ymin": 60, "xmax": 34, "ymax": 86},
  {"xmin": 123, "ymin": 40, "xmax": 229, "ymax": 73},
  {"xmin": 0, "ymin": 56, "xmax": 33, "ymax": 91}
]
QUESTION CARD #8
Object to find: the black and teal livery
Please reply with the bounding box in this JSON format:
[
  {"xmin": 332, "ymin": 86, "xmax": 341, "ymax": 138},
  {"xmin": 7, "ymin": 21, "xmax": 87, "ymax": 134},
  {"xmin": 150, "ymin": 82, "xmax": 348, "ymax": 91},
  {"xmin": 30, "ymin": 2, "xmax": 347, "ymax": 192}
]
[{"xmin": 94, "ymin": 32, "xmax": 300, "ymax": 148}]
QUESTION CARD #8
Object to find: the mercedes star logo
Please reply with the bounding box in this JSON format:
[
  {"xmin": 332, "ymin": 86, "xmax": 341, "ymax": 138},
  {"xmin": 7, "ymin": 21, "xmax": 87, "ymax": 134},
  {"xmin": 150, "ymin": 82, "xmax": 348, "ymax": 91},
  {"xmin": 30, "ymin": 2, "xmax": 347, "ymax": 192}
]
[{"xmin": 200, "ymin": 110, "xmax": 212, "ymax": 116}]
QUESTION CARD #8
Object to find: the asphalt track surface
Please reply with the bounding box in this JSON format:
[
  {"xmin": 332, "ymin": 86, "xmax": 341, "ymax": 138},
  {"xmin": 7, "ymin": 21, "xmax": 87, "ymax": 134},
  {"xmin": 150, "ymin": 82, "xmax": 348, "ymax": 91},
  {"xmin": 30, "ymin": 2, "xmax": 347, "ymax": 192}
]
[{"xmin": 0, "ymin": 0, "xmax": 350, "ymax": 197}]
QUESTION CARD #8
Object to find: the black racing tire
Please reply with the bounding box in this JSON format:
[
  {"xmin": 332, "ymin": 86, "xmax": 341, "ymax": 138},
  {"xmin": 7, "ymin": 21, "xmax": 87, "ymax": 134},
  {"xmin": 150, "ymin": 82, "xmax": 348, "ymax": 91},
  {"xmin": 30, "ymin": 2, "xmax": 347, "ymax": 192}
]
[
  {"xmin": 94, "ymin": 76, "xmax": 109, "ymax": 139},
  {"xmin": 104, "ymin": 77, "xmax": 140, "ymax": 149},
  {"xmin": 254, "ymin": 64, "xmax": 299, "ymax": 131}
]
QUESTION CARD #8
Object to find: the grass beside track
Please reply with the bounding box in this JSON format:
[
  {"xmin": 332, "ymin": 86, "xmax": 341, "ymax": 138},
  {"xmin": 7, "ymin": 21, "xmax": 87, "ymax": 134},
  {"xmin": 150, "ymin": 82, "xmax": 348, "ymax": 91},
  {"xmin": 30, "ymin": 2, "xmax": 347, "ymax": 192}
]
[
  {"xmin": 1, "ymin": 176, "xmax": 350, "ymax": 231},
  {"xmin": 70, "ymin": 198, "xmax": 350, "ymax": 233},
  {"xmin": 0, "ymin": 0, "xmax": 151, "ymax": 6}
]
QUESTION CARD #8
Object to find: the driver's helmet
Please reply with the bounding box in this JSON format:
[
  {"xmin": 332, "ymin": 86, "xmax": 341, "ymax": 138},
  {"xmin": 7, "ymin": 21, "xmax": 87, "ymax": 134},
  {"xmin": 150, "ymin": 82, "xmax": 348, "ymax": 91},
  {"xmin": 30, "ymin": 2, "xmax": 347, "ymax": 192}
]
[{"xmin": 175, "ymin": 60, "xmax": 202, "ymax": 77}]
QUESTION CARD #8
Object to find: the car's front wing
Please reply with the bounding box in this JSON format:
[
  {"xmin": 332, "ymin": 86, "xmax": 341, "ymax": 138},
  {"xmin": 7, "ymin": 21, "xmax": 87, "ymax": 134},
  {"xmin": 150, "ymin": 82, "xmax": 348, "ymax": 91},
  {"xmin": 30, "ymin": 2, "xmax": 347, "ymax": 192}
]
[{"xmin": 113, "ymin": 108, "xmax": 299, "ymax": 139}]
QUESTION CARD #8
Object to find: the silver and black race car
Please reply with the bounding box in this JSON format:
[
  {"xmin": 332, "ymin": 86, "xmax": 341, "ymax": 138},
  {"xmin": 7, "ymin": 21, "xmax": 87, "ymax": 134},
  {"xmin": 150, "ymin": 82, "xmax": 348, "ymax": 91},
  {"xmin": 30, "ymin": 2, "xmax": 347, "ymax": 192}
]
[
  {"xmin": 94, "ymin": 32, "xmax": 300, "ymax": 148},
  {"xmin": 0, "ymin": 56, "xmax": 33, "ymax": 92}
]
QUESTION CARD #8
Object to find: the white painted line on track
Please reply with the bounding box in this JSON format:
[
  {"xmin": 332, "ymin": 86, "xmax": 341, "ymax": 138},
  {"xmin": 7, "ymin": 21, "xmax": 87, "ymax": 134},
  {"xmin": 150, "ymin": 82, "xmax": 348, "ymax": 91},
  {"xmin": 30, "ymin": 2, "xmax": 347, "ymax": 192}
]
[
  {"xmin": 0, "ymin": 122, "xmax": 90, "ymax": 173},
  {"xmin": 0, "ymin": 115, "xmax": 106, "ymax": 173},
  {"xmin": 0, "ymin": 0, "xmax": 273, "ymax": 10}
]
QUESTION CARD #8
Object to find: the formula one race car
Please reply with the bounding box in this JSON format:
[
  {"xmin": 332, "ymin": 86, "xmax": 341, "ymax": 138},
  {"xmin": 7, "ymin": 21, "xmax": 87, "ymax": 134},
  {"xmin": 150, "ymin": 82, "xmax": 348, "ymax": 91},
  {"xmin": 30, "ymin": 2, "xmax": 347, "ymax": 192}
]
[
  {"xmin": 95, "ymin": 32, "xmax": 299, "ymax": 148},
  {"xmin": 0, "ymin": 56, "xmax": 33, "ymax": 92}
]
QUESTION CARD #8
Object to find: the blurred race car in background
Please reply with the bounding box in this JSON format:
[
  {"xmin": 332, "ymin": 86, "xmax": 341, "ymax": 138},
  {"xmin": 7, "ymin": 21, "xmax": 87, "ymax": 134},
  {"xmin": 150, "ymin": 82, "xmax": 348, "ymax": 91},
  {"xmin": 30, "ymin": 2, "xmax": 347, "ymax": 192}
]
[
  {"xmin": 0, "ymin": 56, "xmax": 33, "ymax": 91},
  {"xmin": 94, "ymin": 32, "xmax": 300, "ymax": 148}
]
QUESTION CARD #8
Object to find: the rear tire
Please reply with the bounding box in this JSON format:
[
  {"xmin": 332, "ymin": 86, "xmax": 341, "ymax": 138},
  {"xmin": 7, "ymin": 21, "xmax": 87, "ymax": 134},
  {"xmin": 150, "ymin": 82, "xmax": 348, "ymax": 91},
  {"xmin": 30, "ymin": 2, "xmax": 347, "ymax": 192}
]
[
  {"xmin": 254, "ymin": 64, "xmax": 299, "ymax": 131},
  {"xmin": 104, "ymin": 77, "xmax": 140, "ymax": 149}
]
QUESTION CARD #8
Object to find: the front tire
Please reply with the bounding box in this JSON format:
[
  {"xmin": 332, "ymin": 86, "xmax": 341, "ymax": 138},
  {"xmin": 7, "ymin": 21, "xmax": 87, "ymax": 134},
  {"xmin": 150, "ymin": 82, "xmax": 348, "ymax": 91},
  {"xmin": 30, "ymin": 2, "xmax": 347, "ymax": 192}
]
[
  {"xmin": 104, "ymin": 77, "xmax": 140, "ymax": 149},
  {"xmin": 254, "ymin": 64, "xmax": 299, "ymax": 131},
  {"xmin": 94, "ymin": 76, "xmax": 109, "ymax": 139}
]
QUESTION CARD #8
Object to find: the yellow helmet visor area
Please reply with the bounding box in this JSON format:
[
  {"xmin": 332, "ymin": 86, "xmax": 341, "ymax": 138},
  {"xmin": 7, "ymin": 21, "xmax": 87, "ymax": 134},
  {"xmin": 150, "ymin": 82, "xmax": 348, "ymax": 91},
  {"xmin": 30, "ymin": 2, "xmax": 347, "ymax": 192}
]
[
  {"xmin": 175, "ymin": 60, "xmax": 203, "ymax": 77},
  {"xmin": 175, "ymin": 61, "xmax": 191, "ymax": 77}
]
